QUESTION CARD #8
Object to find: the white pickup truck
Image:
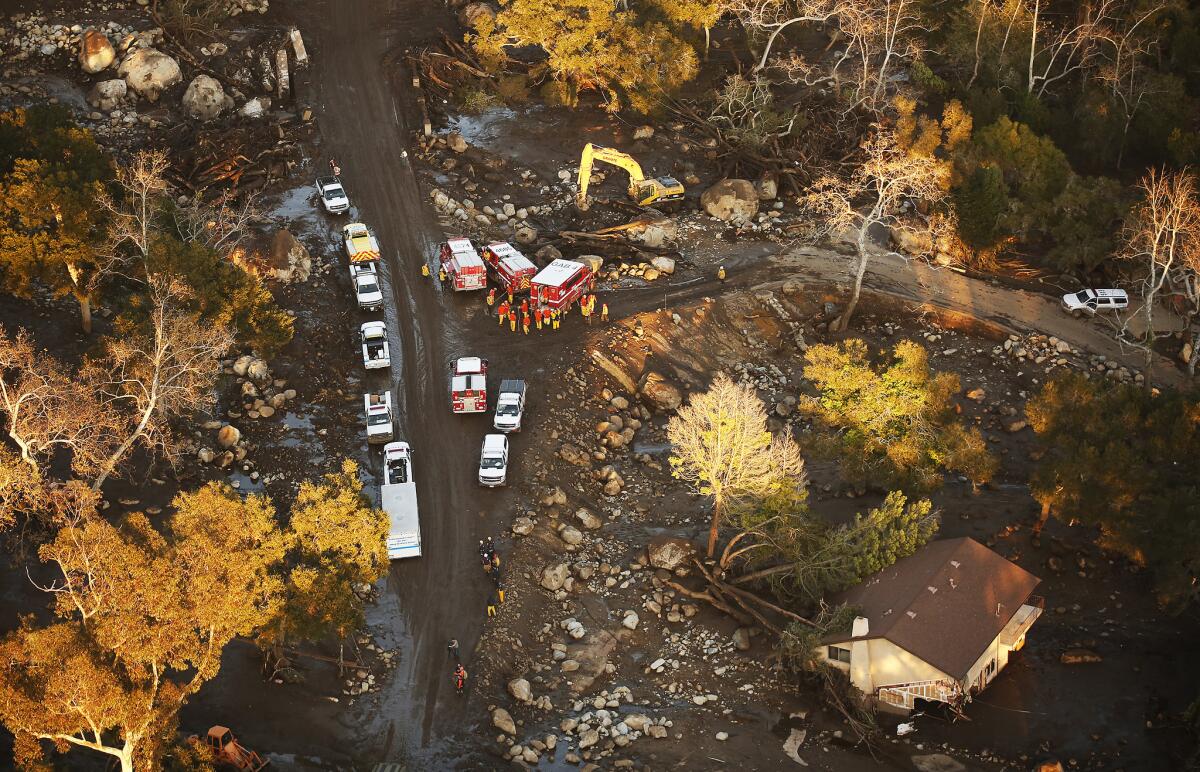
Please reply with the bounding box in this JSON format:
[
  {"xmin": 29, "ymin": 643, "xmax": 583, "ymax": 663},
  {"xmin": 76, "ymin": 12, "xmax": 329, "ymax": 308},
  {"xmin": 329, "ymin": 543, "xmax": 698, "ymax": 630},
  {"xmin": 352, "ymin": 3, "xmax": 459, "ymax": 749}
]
[
  {"xmin": 494, "ymin": 379, "xmax": 526, "ymax": 433},
  {"xmin": 316, "ymin": 176, "xmax": 350, "ymax": 214},
  {"xmin": 351, "ymin": 262, "xmax": 383, "ymax": 312},
  {"xmin": 478, "ymin": 433, "xmax": 509, "ymax": 487},
  {"xmin": 364, "ymin": 392, "xmax": 394, "ymax": 444},
  {"xmin": 382, "ymin": 442, "xmax": 421, "ymax": 559},
  {"xmin": 360, "ymin": 321, "xmax": 390, "ymax": 370}
]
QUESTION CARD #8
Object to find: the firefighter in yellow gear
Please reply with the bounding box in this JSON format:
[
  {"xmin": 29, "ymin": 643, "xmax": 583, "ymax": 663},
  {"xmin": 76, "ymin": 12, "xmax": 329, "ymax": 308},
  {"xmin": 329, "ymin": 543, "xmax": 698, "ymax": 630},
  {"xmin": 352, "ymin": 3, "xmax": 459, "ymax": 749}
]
[
  {"xmin": 552, "ymin": 310, "xmax": 560, "ymax": 331},
  {"xmin": 522, "ymin": 316, "xmax": 530, "ymax": 335},
  {"xmin": 601, "ymin": 303, "xmax": 609, "ymax": 323},
  {"xmin": 421, "ymin": 263, "xmax": 430, "ymax": 278},
  {"xmin": 486, "ymin": 288, "xmax": 496, "ymax": 308},
  {"xmin": 535, "ymin": 310, "xmax": 543, "ymax": 331},
  {"xmin": 510, "ymin": 315, "xmax": 517, "ymax": 332},
  {"xmin": 718, "ymin": 265, "xmax": 727, "ymax": 282},
  {"xmin": 439, "ymin": 267, "xmax": 448, "ymax": 283}
]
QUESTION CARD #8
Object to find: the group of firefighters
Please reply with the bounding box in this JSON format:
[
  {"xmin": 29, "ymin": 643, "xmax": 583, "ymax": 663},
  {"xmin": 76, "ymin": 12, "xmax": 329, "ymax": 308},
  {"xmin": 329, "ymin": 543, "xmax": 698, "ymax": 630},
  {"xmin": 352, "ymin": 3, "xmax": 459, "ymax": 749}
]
[
  {"xmin": 448, "ymin": 537, "xmax": 506, "ymax": 695},
  {"xmin": 485, "ymin": 287, "xmax": 608, "ymax": 333}
]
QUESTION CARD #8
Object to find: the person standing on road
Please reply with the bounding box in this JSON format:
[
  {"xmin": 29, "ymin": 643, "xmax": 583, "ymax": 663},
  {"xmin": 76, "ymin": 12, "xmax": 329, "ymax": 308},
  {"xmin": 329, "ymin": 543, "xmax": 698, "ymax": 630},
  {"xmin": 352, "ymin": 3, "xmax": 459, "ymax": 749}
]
[
  {"xmin": 601, "ymin": 302, "xmax": 609, "ymax": 323},
  {"xmin": 522, "ymin": 314, "xmax": 530, "ymax": 335},
  {"xmin": 497, "ymin": 301, "xmax": 508, "ymax": 326},
  {"xmin": 535, "ymin": 308, "xmax": 543, "ymax": 331},
  {"xmin": 509, "ymin": 313, "xmax": 517, "ymax": 333},
  {"xmin": 329, "ymin": 158, "xmax": 341, "ymax": 176},
  {"xmin": 447, "ymin": 638, "xmax": 459, "ymax": 661},
  {"xmin": 421, "ymin": 262, "xmax": 430, "ymax": 278},
  {"xmin": 494, "ymin": 577, "xmax": 506, "ymax": 604},
  {"xmin": 487, "ymin": 287, "xmax": 496, "ymax": 310},
  {"xmin": 439, "ymin": 266, "xmax": 447, "ymax": 283},
  {"xmin": 553, "ymin": 310, "xmax": 561, "ymax": 331},
  {"xmin": 453, "ymin": 663, "xmax": 467, "ymax": 695},
  {"xmin": 486, "ymin": 593, "xmax": 498, "ymax": 618},
  {"xmin": 718, "ymin": 265, "xmax": 727, "ymax": 282}
]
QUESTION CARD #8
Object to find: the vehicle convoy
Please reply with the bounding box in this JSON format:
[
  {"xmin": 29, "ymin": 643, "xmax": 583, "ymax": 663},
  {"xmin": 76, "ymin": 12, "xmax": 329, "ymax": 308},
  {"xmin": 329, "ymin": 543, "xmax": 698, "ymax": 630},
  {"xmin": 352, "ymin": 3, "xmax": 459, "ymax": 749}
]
[
  {"xmin": 364, "ymin": 391, "xmax": 394, "ymax": 443},
  {"xmin": 531, "ymin": 259, "xmax": 593, "ymax": 312},
  {"xmin": 451, "ymin": 356, "xmax": 488, "ymax": 413},
  {"xmin": 361, "ymin": 321, "xmax": 390, "ymax": 370},
  {"xmin": 481, "ymin": 242, "xmax": 537, "ymax": 295},
  {"xmin": 493, "ymin": 379, "xmax": 526, "ymax": 433},
  {"xmin": 1062, "ymin": 288, "xmax": 1129, "ymax": 316},
  {"xmin": 343, "ymin": 221, "xmax": 381, "ymax": 262},
  {"xmin": 439, "ymin": 238, "xmax": 488, "ymax": 291},
  {"xmin": 382, "ymin": 441, "xmax": 422, "ymax": 559},
  {"xmin": 478, "ymin": 433, "xmax": 510, "ymax": 487},
  {"xmin": 575, "ymin": 142, "xmax": 685, "ymax": 211},
  {"xmin": 351, "ymin": 262, "xmax": 383, "ymax": 311},
  {"xmin": 315, "ymin": 175, "xmax": 350, "ymax": 214}
]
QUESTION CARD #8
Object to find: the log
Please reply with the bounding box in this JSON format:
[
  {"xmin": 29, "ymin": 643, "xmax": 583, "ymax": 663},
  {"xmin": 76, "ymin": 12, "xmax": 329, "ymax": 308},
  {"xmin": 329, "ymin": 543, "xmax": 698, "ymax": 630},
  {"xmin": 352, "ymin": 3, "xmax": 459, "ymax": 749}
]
[
  {"xmin": 275, "ymin": 48, "xmax": 290, "ymax": 101},
  {"xmin": 289, "ymin": 28, "xmax": 309, "ymax": 67}
]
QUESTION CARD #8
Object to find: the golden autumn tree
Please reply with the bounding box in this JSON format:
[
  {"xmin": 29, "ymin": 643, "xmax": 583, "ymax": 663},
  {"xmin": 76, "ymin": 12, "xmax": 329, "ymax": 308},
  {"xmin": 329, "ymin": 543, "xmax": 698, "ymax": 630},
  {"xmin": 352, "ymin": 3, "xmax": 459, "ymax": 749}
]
[
  {"xmin": 0, "ymin": 483, "xmax": 285, "ymax": 772},
  {"xmin": 471, "ymin": 0, "xmax": 699, "ymax": 112},
  {"xmin": 668, "ymin": 373, "xmax": 807, "ymax": 557},
  {"xmin": 264, "ymin": 460, "xmax": 389, "ymax": 651}
]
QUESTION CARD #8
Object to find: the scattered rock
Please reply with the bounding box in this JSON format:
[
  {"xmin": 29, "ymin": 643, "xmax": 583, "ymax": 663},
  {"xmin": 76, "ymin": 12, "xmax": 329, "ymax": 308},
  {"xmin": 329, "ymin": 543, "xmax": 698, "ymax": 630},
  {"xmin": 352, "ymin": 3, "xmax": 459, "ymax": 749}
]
[
  {"xmin": 559, "ymin": 443, "xmax": 590, "ymax": 466},
  {"xmin": 700, "ymin": 178, "xmax": 759, "ymax": 224},
  {"xmin": 755, "ymin": 171, "xmax": 778, "ymax": 201},
  {"xmin": 647, "ymin": 536, "xmax": 695, "ymax": 571},
  {"xmin": 633, "ymin": 124, "xmax": 655, "ymax": 139},
  {"xmin": 511, "ymin": 516, "xmax": 535, "ymax": 536},
  {"xmin": 650, "ymin": 254, "xmax": 676, "ymax": 275},
  {"xmin": 1005, "ymin": 419, "xmax": 1027, "ymax": 433},
  {"xmin": 79, "ymin": 29, "xmax": 115, "ymax": 73},
  {"xmin": 965, "ymin": 387, "xmax": 986, "ymax": 402},
  {"xmin": 622, "ymin": 611, "xmax": 639, "ymax": 630},
  {"xmin": 239, "ymin": 96, "xmax": 271, "ymax": 118},
  {"xmin": 716, "ymin": 731, "xmax": 729, "ymax": 741},
  {"xmin": 492, "ymin": 707, "xmax": 517, "ymax": 735},
  {"xmin": 515, "ymin": 224, "xmax": 538, "ymax": 245},
  {"xmin": 88, "ymin": 78, "xmax": 127, "ymax": 111},
  {"xmin": 508, "ymin": 677, "xmax": 532, "ymax": 703},
  {"xmin": 216, "ymin": 425, "xmax": 241, "ymax": 448},
  {"xmin": 559, "ymin": 525, "xmax": 584, "ymax": 546},
  {"xmin": 541, "ymin": 563, "xmax": 570, "ymax": 591},
  {"xmin": 622, "ymin": 714, "xmax": 651, "ymax": 733},
  {"xmin": 911, "ymin": 754, "xmax": 967, "ymax": 772},
  {"xmin": 576, "ymin": 507, "xmax": 602, "ymax": 530},
  {"xmin": 1060, "ymin": 648, "xmax": 1103, "ymax": 665},
  {"xmin": 732, "ymin": 627, "xmax": 752, "ymax": 651},
  {"xmin": 578, "ymin": 729, "xmax": 600, "ymax": 749},
  {"xmin": 117, "ymin": 47, "xmax": 181, "ymax": 101}
]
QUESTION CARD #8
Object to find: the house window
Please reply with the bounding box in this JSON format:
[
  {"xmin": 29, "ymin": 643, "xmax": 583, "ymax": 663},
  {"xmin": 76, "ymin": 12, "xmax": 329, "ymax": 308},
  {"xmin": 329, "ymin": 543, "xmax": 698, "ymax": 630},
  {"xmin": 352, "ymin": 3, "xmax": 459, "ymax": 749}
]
[
  {"xmin": 827, "ymin": 646, "xmax": 851, "ymax": 664},
  {"xmin": 984, "ymin": 660, "xmax": 996, "ymax": 677}
]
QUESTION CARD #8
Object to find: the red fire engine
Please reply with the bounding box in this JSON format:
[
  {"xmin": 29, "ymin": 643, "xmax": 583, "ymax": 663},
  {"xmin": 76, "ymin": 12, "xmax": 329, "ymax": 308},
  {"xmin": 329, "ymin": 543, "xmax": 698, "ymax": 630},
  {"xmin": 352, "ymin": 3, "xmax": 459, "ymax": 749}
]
[
  {"xmin": 451, "ymin": 356, "xmax": 488, "ymax": 413},
  {"xmin": 481, "ymin": 242, "xmax": 537, "ymax": 294},
  {"xmin": 530, "ymin": 259, "xmax": 593, "ymax": 312},
  {"xmin": 439, "ymin": 238, "xmax": 487, "ymax": 291}
]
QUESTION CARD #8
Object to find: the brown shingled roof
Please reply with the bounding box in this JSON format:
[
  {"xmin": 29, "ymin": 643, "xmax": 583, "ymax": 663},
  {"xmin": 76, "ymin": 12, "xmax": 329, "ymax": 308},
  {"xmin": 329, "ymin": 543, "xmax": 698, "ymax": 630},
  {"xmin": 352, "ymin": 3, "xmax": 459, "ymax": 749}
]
[{"xmin": 826, "ymin": 537, "xmax": 1040, "ymax": 680}]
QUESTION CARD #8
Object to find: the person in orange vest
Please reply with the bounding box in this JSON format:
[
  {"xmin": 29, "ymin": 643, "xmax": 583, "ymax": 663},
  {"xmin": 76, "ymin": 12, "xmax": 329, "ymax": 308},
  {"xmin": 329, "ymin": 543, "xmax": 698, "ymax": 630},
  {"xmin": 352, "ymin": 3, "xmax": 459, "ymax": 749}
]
[
  {"xmin": 601, "ymin": 302, "xmax": 609, "ymax": 323},
  {"xmin": 520, "ymin": 298, "xmax": 529, "ymax": 317},
  {"xmin": 509, "ymin": 313, "xmax": 517, "ymax": 332},
  {"xmin": 507, "ymin": 288, "xmax": 514, "ymax": 306},
  {"xmin": 535, "ymin": 308, "xmax": 543, "ymax": 331},
  {"xmin": 497, "ymin": 301, "xmax": 508, "ymax": 325},
  {"xmin": 486, "ymin": 287, "xmax": 496, "ymax": 308},
  {"xmin": 522, "ymin": 314, "xmax": 530, "ymax": 335}
]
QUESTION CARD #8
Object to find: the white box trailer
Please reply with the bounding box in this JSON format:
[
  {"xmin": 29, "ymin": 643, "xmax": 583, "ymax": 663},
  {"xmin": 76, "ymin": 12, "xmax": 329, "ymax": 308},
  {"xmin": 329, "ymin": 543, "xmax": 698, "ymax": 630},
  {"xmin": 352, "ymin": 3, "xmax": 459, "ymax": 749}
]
[{"xmin": 382, "ymin": 442, "xmax": 421, "ymax": 560}]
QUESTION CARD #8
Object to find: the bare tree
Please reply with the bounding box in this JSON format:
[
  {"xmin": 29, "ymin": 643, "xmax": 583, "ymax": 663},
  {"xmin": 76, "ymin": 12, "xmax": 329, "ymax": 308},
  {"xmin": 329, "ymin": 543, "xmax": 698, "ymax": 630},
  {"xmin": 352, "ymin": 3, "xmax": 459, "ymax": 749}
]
[
  {"xmin": 828, "ymin": 0, "xmax": 927, "ymax": 111},
  {"xmin": 90, "ymin": 279, "xmax": 233, "ymax": 491},
  {"xmin": 1024, "ymin": 0, "xmax": 1113, "ymax": 98},
  {"xmin": 709, "ymin": 73, "xmax": 800, "ymax": 149},
  {"xmin": 801, "ymin": 130, "xmax": 948, "ymax": 331},
  {"xmin": 1116, "ymin": 169, "xmax": 1200, "ymax": 387},
  {"xmin": 99, "ymin": 149, "xmax": 171, "ymax": 270},
  {"xmin": 172, "ymin": 188, "xmax": 261, "ymax": 256},
  {"xmin": 668, "ymin": 373, "xmax": 807, "ymax": 557},
  {"xmin": 730, "ymin": 0, "xmax": 845, "ymax": 72},
  {"xmin": 1093, "ymin": 7, "xmax": 1161, "ymax": 169},
  {"xmin": 0, "ymin": 327, "xmax": 112, "ymax": 476}
]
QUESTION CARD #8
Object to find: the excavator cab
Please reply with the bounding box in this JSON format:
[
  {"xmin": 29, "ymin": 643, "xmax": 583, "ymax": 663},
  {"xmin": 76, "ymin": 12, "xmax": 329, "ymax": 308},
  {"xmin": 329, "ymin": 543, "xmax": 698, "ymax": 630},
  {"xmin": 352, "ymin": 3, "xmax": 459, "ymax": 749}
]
[
  {"xmin": 576, "ymin": 143, "xmax": 685, "ymax": 211},
  {"xmin": 204, "ymin": 726, "xmax": 269, "ymax": 771}
]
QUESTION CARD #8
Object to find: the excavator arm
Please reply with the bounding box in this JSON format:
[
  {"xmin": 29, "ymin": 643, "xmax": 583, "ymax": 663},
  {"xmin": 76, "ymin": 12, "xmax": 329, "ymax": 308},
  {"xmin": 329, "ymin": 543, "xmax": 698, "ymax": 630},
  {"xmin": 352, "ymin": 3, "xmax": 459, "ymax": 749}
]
[{"xmin": 576, "ymin": 143, "xmax": 647, "ymax": 210}]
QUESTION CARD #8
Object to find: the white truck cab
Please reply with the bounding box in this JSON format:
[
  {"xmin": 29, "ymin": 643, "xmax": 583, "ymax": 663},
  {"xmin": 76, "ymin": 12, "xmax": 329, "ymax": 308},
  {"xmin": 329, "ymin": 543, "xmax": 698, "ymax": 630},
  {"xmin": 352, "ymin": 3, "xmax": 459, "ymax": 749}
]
[
  {"xmin": 316, "ymin": 175, "xmax": 350, "ymax": 214},
  {"xmin": 353, "ymin": 269, "xmax": 383, "ymax": 311},
  {"xmin": 364, "ymin": 392, "xmax": 394, "ymax": 444},
  {"xmin": 478, "ymin": 433, "xmax": 509, "ymax": 487},
  {"xmin": 361, "ymin": 321, "xmax": 390, "ymax": 370},
  {"xmin": 494, "ymin": 379, "xmax": 526, "ymax": 433}
]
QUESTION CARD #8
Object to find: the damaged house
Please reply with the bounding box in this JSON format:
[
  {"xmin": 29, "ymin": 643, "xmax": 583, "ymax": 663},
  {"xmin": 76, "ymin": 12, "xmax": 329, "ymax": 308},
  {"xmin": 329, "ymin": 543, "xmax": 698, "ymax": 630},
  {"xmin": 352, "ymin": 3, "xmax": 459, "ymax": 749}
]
[{"xmin": 818, "ymin": 537, "xmax": 1043, "ymax": 714}]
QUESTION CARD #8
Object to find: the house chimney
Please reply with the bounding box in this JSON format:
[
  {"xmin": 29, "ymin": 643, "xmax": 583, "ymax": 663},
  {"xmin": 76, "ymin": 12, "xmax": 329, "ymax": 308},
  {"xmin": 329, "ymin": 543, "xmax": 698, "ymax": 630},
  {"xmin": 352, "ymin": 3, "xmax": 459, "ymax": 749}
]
[
  {"xmin": 849, "ymin": 617, "xmax": 872, "ymax": 693},
  {"xmin": 852, "ymin": 616, "xmax": 870, "ymax": 637}
]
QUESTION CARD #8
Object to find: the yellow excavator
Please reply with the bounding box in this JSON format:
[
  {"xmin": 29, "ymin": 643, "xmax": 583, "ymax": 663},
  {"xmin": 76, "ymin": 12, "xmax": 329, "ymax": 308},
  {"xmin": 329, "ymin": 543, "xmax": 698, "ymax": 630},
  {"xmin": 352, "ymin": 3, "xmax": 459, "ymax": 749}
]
[{"xmin": 575, "ymin": 143, "xmax": 685, "ymax": 211}]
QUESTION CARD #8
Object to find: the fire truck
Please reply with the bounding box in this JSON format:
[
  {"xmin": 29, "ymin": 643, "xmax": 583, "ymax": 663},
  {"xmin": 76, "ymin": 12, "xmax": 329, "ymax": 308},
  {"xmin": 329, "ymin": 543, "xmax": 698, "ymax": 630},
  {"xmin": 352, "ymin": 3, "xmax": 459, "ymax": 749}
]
[
  {"xmin": 481, "ymin": 242, "xmax": 537, "ymax": 295},
  {"xmin": 438, "ymin": 238, "xmax": 487, "ymax": 291},
  {"xmin": 530, "ymin": 259, "xmax": 593, "ymax": 312},
  {"xmin": 451, "ymin": 356, "xmax": 488, "ymax": 413}
]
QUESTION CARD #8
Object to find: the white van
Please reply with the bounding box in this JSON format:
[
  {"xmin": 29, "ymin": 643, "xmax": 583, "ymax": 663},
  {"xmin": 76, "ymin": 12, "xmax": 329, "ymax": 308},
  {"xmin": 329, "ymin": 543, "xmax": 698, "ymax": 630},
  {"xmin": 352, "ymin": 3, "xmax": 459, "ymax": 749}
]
[{"xmin": 478, "ymin": 434, "xmax": 509, "ymax": 487}]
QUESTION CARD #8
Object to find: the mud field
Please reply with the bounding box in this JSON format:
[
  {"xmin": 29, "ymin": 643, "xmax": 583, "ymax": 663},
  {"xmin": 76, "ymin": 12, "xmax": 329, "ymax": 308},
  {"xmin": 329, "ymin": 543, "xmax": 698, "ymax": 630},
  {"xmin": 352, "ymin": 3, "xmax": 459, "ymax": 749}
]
[{"xmin": 1, "ymin": 0, "xmax": 1198, "ymax": 771}]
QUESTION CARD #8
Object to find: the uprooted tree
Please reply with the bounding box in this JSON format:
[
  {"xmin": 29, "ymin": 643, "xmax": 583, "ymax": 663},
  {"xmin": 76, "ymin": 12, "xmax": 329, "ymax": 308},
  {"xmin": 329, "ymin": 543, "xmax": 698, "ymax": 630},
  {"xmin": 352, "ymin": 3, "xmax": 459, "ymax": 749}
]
[{"xmin": 668, "ymin": 372, "xmax": 807, "ymax": 558}]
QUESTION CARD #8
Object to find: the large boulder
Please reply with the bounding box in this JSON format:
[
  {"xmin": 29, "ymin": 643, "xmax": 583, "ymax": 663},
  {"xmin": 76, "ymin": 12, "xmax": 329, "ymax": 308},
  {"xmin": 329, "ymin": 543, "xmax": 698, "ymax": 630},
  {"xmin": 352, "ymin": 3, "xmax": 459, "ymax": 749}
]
[
  {"xmin": 269, "ymin": 230, "xmax": 312, "ymax": 283},
  {"xmin": 87, "ymin": 79, "xmax": 127, "ymax": 111},
  {"xmin": 647, "ymin": 536, "xmax": 696, "ymax": 571},
  {"xmin": 650, "ymin": 255, "xmax": 676, "ymax": 275},
  {"xmin": 507, "ymin": 677, "xmax": 532, "ymax": 703},
  {"xmin": 541, "ymin": 563, "xmax": 570, "ymax": 591},
  {"xmin": 79, "ymin": 29, "xmax": 115, "ymax": 74},
  {"xmin": 626, "ymin": 216, "xmax": 677, "ymax": 248},
  {"xmin": 889, "ymin": 224, "xmax": 933, "ymax": 256},
  {"xmin": 118, "ymin": 48, "xmax": 182, "ymax": 101},
  {"xmin": 755, "ymin": 171, "xmax": 778, "ymax": 200},
  {"xmin": 701, "ymin": 178, "xmax": 759, "ymax": 224},
  {"xmin": 216, "ymin": 425, "xmax": 241, "ymax": 448},
  {"xmin": 639, "ymin": 371, "xmax": 683, "ymax": 413},
  {"xmin": 182, "ymin": 74, "xmax": 234, "ymax": 121},
  {"xmin": 492, "ymin": 707, "xmax": 516, "ymax": 735}
]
